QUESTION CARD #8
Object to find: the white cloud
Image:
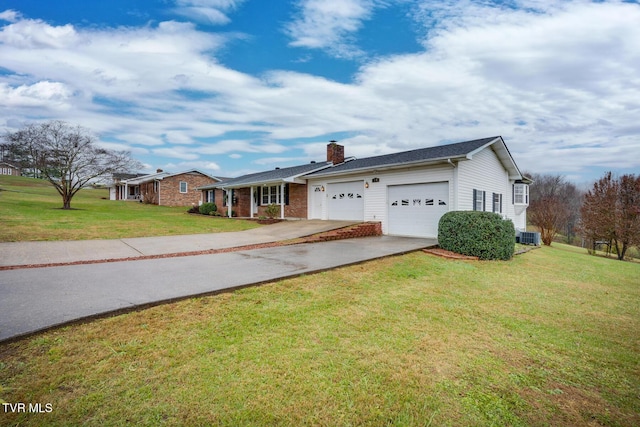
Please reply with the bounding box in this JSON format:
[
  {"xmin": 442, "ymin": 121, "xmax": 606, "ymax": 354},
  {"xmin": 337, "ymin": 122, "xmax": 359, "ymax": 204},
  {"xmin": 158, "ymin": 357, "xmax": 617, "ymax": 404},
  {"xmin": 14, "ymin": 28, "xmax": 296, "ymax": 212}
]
[
  {"xmin": 197, "ymin": 140, "xmax": 288, "ymax": 155},
  {"xmin": 0, "ymin": 9, "xmax": 20, "ymax": 22},
  {"xmin": 172, "ymin": 0, "xmax": 245, "ymax": 25},
  {"xmin": 115, "ymin": 133, "xmax": 164, "ymax": 147},
  {"xmin": 286, "ymin": 0, "xmax": 380, "ymax": 58},
  {"xmin": 153, "ymin": 147, "xmax": 200, "ymax": 160},
  {"xmin": 163, "ymin": 160, "xmax": 221, "ymax": 172},
  {"xmin": 164, "ymin": 131, "xmax": 194, "ymax": 145},
  {"xmin": 0, "ymin": 81, "xmax": 72, "ymax": 109}
]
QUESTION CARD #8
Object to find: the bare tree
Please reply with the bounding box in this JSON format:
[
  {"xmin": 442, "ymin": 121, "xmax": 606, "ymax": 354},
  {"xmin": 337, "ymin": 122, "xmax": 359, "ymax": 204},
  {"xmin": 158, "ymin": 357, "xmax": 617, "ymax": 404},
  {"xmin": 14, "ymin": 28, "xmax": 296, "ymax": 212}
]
[
  {"xmin": 581, "ymin": 172, "xmax": 640, "ymax": 260},
  {"xmin": 526, "ymin": 173, "xmax": 578, "ymax": 246},
  {"xmin": 3, "ymin": 121, "xmax": 141, "ymax": 209}
]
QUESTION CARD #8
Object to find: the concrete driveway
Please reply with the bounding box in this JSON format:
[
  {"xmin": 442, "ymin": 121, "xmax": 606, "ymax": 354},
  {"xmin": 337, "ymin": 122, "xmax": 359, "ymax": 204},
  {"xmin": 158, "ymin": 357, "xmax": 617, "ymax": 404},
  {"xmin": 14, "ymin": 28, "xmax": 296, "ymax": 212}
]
[
  {"xmin": 0, "ymin": 220, "xmax": 358, "ymax": 267},
  {"xmin": 0, "ymin": 227, "xmax": 436, "ymax": 342}
]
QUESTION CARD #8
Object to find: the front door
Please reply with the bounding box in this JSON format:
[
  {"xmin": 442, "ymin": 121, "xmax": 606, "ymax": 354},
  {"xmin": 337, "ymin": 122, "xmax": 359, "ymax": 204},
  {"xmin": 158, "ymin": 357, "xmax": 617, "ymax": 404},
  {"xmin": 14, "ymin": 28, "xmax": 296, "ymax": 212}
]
[{"xmin": 310, "ymin": 185, "xmax": 324, "ymax": 219}]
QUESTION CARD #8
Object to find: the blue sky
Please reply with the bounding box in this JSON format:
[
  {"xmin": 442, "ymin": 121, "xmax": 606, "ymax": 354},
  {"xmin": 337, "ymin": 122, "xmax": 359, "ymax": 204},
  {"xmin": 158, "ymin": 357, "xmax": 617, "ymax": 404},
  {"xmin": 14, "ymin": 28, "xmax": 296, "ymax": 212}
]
[{"xmin": 1, "ymin": 0, "xmax": 639, "ymax": 185}]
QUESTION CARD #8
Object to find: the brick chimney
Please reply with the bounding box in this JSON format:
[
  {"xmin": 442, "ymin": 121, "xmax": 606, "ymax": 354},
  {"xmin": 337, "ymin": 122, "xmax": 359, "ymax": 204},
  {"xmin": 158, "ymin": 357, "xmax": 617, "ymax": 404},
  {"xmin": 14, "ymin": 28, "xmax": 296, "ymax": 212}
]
[
  {"xmin": 326, "ymin": 140, "xmax": 344, "ymax": 165},
  {"xmin": 156, "ymin": 168, "xmax": 163, "ymax": 173}
]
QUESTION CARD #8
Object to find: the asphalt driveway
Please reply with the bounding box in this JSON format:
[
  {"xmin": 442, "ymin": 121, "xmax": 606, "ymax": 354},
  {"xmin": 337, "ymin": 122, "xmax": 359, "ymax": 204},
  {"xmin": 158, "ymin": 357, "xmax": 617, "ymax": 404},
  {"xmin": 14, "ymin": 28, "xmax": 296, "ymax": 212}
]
[{"xmin": 0, "ymin": 235, "xmax": 435, "ymax": 342}]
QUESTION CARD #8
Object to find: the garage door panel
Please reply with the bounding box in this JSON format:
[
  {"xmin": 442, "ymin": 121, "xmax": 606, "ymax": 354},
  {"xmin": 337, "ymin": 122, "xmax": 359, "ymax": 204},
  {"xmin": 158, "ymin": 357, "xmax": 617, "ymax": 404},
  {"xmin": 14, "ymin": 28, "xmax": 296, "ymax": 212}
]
[
  {"xmin": 388, "ymin": 182, "xmax": 449, "ymax": 237},
  {"xmin": 328, "ymin": 181, "xmax": 364, "ymax": 220}
]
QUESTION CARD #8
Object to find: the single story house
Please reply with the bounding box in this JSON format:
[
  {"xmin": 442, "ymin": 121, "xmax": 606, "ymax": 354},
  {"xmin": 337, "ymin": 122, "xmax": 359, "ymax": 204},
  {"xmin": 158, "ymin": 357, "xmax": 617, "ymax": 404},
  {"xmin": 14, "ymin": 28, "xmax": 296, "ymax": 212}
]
[
  {"xmin": 110, "ymin": 169, "xmax": 220, "ymax": 206},
  {"xmin": 199, "ymin": 136, "xmax": 530, "ymax": 238},
  {"xmin": 304, "ymin": 136, "xmax": 530, "ymax": 238},
  {"xmin": 0, "ymin": 161, "xmax": 21, "ymax": 176}
]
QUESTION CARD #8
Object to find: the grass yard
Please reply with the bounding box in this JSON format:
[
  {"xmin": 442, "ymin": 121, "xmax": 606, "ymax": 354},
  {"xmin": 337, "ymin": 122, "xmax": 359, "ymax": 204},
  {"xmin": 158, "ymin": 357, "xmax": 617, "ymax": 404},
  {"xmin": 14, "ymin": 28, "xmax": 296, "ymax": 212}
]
[
  {"xmin": 1, "ymin": 244, "xmax": 638, "ymax": 426},
  {"xmin": 0, "ymin": 175, "xmax": 260, "ymax": 241}
]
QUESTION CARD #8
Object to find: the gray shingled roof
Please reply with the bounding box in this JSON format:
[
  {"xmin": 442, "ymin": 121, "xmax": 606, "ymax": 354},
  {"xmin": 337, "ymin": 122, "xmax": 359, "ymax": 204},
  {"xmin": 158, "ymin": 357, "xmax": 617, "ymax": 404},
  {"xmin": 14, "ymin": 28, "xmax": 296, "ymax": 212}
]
[
  {"xmin": 199, "ymin": 161, "xmax": 332, "ymax": 189},
  {"xmin": 306, "ymin": 137, "xmax": 500, "ymax": 177}
]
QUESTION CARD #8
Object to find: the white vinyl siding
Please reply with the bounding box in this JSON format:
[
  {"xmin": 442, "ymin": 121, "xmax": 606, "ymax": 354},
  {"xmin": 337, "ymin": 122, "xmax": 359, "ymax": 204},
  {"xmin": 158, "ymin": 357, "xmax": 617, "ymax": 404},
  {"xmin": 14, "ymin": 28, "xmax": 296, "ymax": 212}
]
[{"xmin": 457, "ymin": 147, "xmax": 509, "ymax": 213}]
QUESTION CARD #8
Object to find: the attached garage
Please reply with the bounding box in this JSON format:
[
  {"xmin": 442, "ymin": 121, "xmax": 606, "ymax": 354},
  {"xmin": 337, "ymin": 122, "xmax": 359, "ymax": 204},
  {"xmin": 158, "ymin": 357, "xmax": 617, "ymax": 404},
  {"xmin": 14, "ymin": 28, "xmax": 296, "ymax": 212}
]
[
  {"xmin": 327, "ymin": 181, "xmax": 364, "ymax": 220},
  {"xmin": 388, "ymin": 182, "xmax": 449, "ymax": 238}
]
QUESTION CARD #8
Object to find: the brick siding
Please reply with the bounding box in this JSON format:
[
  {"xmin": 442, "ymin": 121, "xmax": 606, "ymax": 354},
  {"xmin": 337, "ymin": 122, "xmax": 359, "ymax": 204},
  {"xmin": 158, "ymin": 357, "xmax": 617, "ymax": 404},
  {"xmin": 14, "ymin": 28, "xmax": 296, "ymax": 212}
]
[
  {"xmin": 211, "ymin": 184, "xmax": 308, "ymax": 218},
  {"xmin": 157, "ymin": 173, "xmax": 217, "ymax": 206}
]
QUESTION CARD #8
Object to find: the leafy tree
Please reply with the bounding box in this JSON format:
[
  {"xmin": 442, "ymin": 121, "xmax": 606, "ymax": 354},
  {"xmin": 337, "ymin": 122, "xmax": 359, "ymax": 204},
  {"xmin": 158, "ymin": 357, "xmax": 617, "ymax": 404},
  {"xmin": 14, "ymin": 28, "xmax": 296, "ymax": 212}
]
[
  {"xmin": 581, "ymin": 172, "xmax": 640, "ymax": 260},
  {"xmin": 526, "ymin": 173, "xmax": 579, "ymax": 246},
  {"xmin": 3, "ymin": 121, "xmax": 141, "ymax": 209}
]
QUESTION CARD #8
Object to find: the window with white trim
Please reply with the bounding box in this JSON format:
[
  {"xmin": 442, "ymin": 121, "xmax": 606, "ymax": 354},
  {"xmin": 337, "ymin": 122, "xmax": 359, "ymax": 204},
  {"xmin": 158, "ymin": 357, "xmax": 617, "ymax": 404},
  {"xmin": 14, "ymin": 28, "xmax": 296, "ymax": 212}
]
[
  {"xmin": 179, "ymin": 181, "xmax": 188, "ymax": 193},
  {"xmin": 261, "ymin": 185, "xmax": 280, "ymax": 205},
  {"xmin": 473, "ymin": 189, "xmax": 486, "ymax": 211},
  {"xmin": 513, "ymin": 184, "xmax": 529, "ymax": 205},
  {"xmin": 260, "ymin": 185, "xmax": 289, "ymax": 205},
  {"xmin": 492, "ymin": 193, "xmax": 502, "ymax": 213}
]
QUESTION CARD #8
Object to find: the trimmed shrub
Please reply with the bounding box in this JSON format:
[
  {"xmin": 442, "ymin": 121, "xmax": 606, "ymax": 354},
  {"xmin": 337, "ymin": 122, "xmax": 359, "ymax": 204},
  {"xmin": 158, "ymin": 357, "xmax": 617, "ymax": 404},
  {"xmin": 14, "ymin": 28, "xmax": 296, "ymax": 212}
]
[
  {"xmin": 438, "ymin": 211, "xmax": 515, "ymax": 260},
  {"xmin": 199, "ymin": 202, "xmax": 217, "ymax": 215},
  {"xmin": 265, "ymin": 204, "xmax": 280, "ymax": 219}
]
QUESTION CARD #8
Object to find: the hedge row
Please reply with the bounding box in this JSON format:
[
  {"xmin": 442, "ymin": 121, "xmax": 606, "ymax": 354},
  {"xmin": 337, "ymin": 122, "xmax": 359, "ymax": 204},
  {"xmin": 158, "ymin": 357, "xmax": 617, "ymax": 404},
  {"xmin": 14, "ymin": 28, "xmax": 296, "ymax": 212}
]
[{"xmin": 438, "ymin": 211, "xmax": 515, "ymax": 260}]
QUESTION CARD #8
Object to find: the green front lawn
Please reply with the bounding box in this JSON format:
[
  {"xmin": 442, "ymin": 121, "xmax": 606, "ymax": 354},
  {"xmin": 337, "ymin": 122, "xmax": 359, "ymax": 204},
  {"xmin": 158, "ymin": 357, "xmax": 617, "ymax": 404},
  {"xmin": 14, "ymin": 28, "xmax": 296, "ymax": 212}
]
[
  {"xmin": 1, "ymin": 244, "xmax": 638, "ymax": 426},
  {"xmin": 0, "ymin": 175, "xmax": 259, "ymax": 241}
]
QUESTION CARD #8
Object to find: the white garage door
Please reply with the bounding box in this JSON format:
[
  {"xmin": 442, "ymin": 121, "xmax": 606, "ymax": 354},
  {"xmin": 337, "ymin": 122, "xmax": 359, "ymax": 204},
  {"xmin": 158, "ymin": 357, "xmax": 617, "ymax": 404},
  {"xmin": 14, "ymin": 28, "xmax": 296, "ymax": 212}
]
[
  {"xmin": 328, "ymin": 181, "xmax": 364, "ymax": 220},
  {"xmin": 388, "ymin": 182, "xmax": 449, "ymax": 237}
]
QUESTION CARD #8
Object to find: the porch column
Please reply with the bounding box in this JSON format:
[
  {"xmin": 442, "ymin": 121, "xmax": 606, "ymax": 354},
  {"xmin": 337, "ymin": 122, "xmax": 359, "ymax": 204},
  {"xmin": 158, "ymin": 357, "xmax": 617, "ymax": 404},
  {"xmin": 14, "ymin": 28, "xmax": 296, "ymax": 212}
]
[
  {"xmin": 124, "ymin": 183, "xmax": 128, "ymax": 200},
  {"xmin": 250, "ymin": 186, "xmax": 255, "ymax": 218},
  {"xmin": 227, "ymin": 189, "xmax": 232, "ymax": 218},
  {"xmin": 280, "ymin": 182, "xmax": 285, "ymax": 219}
]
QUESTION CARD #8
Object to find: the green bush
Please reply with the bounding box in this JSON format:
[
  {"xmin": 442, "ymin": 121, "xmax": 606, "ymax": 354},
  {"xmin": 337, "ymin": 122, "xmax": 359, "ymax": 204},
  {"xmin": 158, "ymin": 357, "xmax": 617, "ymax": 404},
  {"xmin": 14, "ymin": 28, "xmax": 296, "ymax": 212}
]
[
  {"xmin": 199, "ymin": 202, "xmax": 217, "ymax": 215},
  {"xmin": 438, "ymin": 211, "xmax": 515, "ymax": 260},
  {"xmin": 265, "ymin": 204, "xmax": 280, "ymax": 219}
]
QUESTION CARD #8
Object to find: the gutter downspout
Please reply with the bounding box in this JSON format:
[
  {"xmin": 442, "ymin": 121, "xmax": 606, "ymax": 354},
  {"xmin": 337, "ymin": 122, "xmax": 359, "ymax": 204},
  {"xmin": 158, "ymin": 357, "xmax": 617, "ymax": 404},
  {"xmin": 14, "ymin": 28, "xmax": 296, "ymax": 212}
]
[{"xmin": 447, "ymin": 159, "xmax": 457, "ymax": 211}]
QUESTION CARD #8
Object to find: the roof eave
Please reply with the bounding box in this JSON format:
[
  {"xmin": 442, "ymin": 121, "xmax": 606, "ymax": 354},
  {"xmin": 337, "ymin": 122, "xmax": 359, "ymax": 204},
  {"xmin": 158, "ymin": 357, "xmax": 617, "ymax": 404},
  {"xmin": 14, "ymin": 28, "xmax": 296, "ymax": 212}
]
[
  {"xmin": 307, "ymin": 155, "xmax": 469, "ymax": 179},
  {"xmin": 210, "ymin": 162, "xmax": 333, "ymax": 189}
]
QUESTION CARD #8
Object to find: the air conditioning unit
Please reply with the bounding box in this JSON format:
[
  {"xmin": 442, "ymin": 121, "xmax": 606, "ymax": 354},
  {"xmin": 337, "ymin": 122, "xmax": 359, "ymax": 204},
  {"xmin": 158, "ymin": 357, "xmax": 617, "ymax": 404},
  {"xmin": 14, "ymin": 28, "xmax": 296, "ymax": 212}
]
[{"xmin": 519, "ymin": 231, "xmax": 540, "ymax": 245}]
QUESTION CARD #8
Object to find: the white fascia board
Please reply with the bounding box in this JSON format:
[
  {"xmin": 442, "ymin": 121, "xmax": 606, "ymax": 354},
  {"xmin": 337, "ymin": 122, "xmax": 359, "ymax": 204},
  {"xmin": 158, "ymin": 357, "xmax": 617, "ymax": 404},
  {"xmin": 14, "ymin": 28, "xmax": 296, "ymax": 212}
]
[
  {"xmin": 467, "ymin": 136, "xmax": 523, "ymax": 180},
  {"xmin": 307, "ymin": 156, "xmax": 468, "ymax": 179}
]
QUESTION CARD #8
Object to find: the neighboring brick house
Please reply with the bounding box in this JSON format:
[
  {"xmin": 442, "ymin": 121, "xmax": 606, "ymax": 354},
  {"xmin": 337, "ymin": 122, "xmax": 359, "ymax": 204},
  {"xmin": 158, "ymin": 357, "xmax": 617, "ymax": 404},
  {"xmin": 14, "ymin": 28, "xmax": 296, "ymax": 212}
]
[
  {"xmin": 111, "ymin": 169, "xmax": 220, "ymax": 207},
  {"xmin": 0, "ymin": 162, "xmax": 21, "ymax": 176}
]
